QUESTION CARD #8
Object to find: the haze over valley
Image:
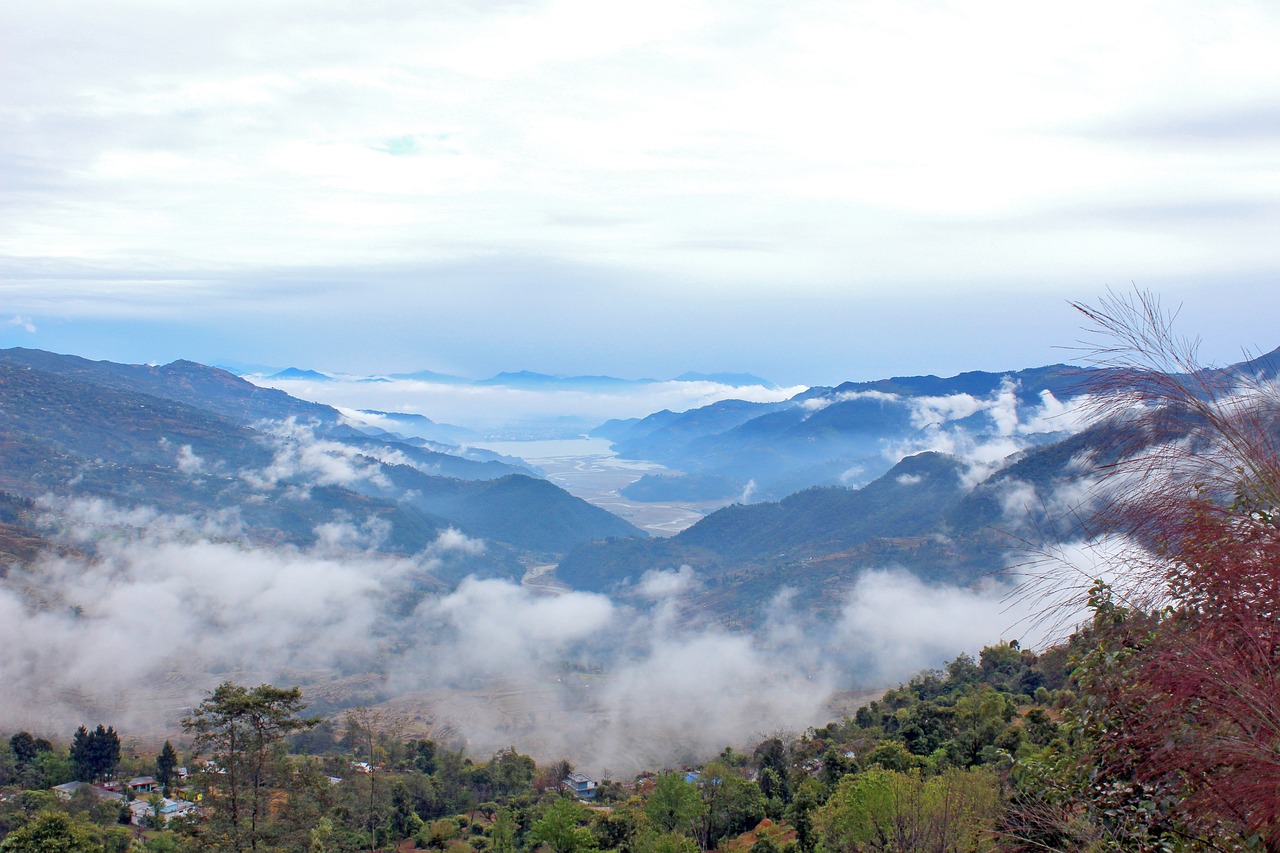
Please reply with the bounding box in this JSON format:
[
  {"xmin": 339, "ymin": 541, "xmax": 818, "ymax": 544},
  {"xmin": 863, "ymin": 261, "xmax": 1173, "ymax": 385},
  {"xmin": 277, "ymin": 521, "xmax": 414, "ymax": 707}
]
[
  {"xmin": 7, "ymin": 4, "xmax": 1280, "ymax": 846},
  {"xmin": 5, "ymin": 339, "xmax": 1272, "ymax": 775}
]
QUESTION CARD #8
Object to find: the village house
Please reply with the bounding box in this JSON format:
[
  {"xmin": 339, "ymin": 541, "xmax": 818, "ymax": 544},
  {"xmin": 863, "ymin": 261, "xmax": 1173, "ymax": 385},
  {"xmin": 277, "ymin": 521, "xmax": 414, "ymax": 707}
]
[
  {"xmin": 129, "ymin": 796, "xmax": 199, "ymax": 827},
  {"xmin": 128, "ymin": 776, "xmax": 158, "ymax": 794},
  {"xmin": 563, "ymin": 772, "xmax": 598, "ymax": 800},
  {"xmin": 51, "ymin": 781, "xmax": 124, "ymax": 804}
]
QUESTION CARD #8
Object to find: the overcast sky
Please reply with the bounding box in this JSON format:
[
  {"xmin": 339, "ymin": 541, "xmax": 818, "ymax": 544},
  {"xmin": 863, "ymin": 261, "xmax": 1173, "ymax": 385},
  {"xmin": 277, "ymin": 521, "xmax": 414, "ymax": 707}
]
[{"xmin": 4, "ymin": 0, "xmax": 1280, "ymax": 385}]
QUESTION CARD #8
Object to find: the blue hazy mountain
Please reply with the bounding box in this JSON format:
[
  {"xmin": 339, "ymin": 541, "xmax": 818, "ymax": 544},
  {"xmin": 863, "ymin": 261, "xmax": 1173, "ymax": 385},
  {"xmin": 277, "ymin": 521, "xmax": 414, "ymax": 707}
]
[
  {"xmin": 475, "ymin": 370, "xmax": 776, "ymax": 389},
  {"xmin": 269, "ymin": 367, "xmax": 332, "ymax": 381},
  {"xmin": 555, "ymin": 420, "xmax": 1126, "ymax": 626},
  {"xmin": 475, "ymin": 371, "xmax": 652, "ymax": 390},
  {"xmin": 354, "ymin": 410, "xmax": 479, "ymax": 444},
  {"xmin": 596, "ymin": 363, "xmax": 1097, "ymax": 502},
  {"xmin": 0, "ymin": 348, "xmax": 643, "ymax": 573},
  {"xmin": 674, "ymin": 371, "xmax": 775, "ymax": 387},
  {"xmin": 385, "ymin": 369, "xmax": 471, "ymax": 384},
  {"xmin": 561, "ymin": 347, "xmax": 1280, "ymax": 625}
]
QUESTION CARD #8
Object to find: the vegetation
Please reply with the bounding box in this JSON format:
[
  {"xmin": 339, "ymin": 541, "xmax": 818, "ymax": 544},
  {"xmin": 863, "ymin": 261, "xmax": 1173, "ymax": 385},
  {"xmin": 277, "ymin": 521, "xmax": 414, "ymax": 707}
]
[
  {"xmin": 0, "ymin": 644, "xmax": 1072, "ymax": 852},
  {"xmin": 181, "ymin": 682, "xmax": 319, "ymax": 852},
  {"xmin": 4, "ymin": 294, "xmax": 1279, "ymax": 849},
  {"xmin": 70, "ymin": 726, "xmax": 121, "ymax": 784}
]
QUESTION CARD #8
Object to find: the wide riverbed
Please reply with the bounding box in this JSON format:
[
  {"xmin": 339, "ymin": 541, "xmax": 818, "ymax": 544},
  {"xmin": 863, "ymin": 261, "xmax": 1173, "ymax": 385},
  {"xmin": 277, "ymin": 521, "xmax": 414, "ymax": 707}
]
[{"xmin": 468, "ymin": 437, "xmax": 733, "ymax": 536}]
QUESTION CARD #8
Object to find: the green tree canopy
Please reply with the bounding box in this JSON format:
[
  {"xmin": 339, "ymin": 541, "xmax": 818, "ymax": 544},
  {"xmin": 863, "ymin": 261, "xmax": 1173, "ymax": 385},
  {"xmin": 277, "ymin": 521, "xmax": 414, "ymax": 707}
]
[
  {"xmin": 69, "ymin": 725, "xmax": 120, "ymax": 783},
  {"xmin": 0, "ymin": 811, "xmax": 98, "ymax": 853},
  {"xmin": 644, "ymin": 773, "xmax": 705, "ymax": 836},
  {"xmin": 531, "ymin": 798, "xmax": 597, "ymax": 853},
  {"xmin": 182, "ymin": 681, "xmax": 318, "ymax": 852}
]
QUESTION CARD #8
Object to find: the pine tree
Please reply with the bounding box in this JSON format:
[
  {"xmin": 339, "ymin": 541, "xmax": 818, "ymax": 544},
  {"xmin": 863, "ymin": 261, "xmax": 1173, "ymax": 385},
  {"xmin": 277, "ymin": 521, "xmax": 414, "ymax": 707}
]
[
  {"xmin": 156, "ymin": 740, "xmax": 179, "ymax": 789},
  {"xmin": 182, "ymin": 682, "xmax": 318, "ymax": 853}
]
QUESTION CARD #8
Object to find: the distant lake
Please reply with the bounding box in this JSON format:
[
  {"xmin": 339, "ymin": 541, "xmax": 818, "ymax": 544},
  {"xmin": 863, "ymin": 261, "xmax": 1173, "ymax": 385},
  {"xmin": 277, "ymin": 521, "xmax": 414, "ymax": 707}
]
[
  {"xmin": 464, "ymin": 437, "xmax": 719, "ymax": 536},
  {"xmin": 467, "ymin": 436, "xmax": 617, "ymax": 461}
]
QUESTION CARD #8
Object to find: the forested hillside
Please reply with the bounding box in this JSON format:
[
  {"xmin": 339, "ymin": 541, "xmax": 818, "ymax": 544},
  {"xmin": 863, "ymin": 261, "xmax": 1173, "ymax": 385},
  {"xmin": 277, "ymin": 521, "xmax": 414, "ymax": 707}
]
[
  {"xmin": 4, "ymin": 297, "xmax": 1280, "ymax": 850},
  {"xmin": 0, "ymin": 350, "xmax": 641, "ymax": 566}
]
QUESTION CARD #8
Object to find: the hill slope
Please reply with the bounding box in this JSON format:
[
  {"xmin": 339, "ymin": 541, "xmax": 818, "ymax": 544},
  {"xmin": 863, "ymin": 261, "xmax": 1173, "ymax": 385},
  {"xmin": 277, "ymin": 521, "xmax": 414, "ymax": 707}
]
[{"xmin": 0, "ymin": 352, "xmax": 643, "ymax": 571}]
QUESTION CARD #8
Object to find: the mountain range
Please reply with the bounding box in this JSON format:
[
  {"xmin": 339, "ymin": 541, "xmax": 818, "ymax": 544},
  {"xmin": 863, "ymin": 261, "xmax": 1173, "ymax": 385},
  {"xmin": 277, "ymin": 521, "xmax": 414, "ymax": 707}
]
[
  {"xmin": 4, "ymin": 344, "xmax": 1277, "ymax": 628},
  {"xmin": 254, "ymin": 365, "xmax": 779, "ymax": 391},
  {"xmin": 560, "ymin": 347, "xmax": 1280, "ymax": 625},
  {"xmin": 594, "ymin": 363, "xmax": 1102, "ymax": 502},
  {"xmin": 0, "ymin": 348, "xmax": 640, "ymax": 583}
]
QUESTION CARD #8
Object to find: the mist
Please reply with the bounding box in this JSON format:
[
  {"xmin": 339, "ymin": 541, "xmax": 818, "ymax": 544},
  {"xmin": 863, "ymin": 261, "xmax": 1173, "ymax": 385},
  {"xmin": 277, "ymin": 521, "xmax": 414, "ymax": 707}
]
[
  {"xmin": 0, "ymin": 496, "xmax": 1039, "ymax": 774},
  {"xmin": 254, "ymin": 375, "xmax": 808, "ymax": 435}
]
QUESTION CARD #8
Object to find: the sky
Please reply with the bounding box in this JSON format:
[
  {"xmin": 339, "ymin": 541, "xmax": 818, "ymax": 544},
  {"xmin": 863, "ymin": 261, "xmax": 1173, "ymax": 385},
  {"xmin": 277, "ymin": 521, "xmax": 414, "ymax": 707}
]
[{"xmin": 4, "ymin": 0, "xmax": 1280, "ymax": 386}]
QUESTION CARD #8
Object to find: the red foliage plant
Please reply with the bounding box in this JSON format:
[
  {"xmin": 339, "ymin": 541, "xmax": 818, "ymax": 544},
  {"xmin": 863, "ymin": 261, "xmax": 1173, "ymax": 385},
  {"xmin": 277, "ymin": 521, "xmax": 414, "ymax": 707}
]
[{"xmin": 1060, "ymin": 291, "xmax": 1280, "ymax": 845}]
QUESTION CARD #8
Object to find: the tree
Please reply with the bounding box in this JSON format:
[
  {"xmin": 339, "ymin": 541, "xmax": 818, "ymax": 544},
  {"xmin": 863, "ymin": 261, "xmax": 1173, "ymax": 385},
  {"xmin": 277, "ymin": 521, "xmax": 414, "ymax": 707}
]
[
  {"xmin": 752, "ymin": 739, "xmax": 791, "ymax": 804},
  {"xmin": 814, "ymin": 768, "xmax": 1001, "ymax": 853},
  {"xmin": 785, "ymin": 778, "xmax": 824, "ymax": 853},
  {"xmin": 645, "ymin": 773, "xmax": 705, "ymax": 836},
  {"xmin": 7, "ymin": 733, "xmax": 37, "ymax": 767},
  {"xmin": 155, "ymin": 740, "xmax": 178, "ymax": 790},
  {"xmin": 182, "ymin": 681, "xmax": 318, "ymax": 852},
  {"xmin": 146, "ymin": 792, "xmax": 166, "ymax": 830},
  {"xmin": 488, "ymin": 806, "xmax": 519, "ymax": 853},
  {"xmin": 532, "ymin": 798, "xmax": 598, "ymax": 853},
  {"xmin": 69, "ymin": 725, "xmax": 120, "ymax": 783},
  {"xmin": 489, "ymin": 746, "xmax": 536, "ymax": 800},
  {"xmin": 0, "ymin": 811, "xmax": 98, "ymax": 853},
  {"xmin": 633, "ymin": 831, "xmax": 700, "ymax": 853},
  {"xmin": 693, "ymin": 761, "xmax": 765, "ymax": 850},
  {"xmin": 344, "ymin": 706, "xmax": 404, "ymax": 853}
]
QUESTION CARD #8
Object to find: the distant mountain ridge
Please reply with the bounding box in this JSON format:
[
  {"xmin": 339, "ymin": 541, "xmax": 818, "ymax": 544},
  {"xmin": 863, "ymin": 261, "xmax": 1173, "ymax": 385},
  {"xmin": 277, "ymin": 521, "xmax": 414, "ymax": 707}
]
[
  {"xmin": 0, "ymin": 348, "xmax": 643, "ymax": 576},
  {"xmin": 0, "ymin": 347, "xmax": 341, "ymax": 425},
  {"xmin": 594, "ymin": 363, "xmax": 1100, "ymax": 502},
  {"xmin": 255, "ymin": 365, "xmax": 779, "ymax": 389},
  {"xmin": 559, "ymin": 347, "xmax": 1280, "ymax": 626},
  {"xmin": 675, "ymin": 371, "xmax": 776, "ymax": 387},
  {"xmin": 269, "ymin": 367, "xmax": 331, "ymax": 381}
]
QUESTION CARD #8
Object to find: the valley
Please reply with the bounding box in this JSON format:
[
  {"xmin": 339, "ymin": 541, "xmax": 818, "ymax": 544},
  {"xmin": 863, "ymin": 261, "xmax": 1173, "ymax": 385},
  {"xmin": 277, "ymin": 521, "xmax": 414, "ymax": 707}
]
[
  {"xmin": 4, "ymin": 341, "xmax": 1279, "ymax": 775},
  {"xmin": 469, "ymin": 438, "xmax": 731, "ymax": 536}
]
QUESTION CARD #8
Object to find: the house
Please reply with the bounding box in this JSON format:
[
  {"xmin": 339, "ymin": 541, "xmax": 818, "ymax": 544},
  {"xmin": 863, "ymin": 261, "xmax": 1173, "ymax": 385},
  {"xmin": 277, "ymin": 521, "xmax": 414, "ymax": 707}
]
[
  {"xmin": 563, "ymin": 773, "xmax": 598, "ymax": 800},
  {"xmin": 129, "ymin": 776, "xmax": 158, "ymax": 793},
  {"xmin": 129, "ymin": 797, "xmax": 198, "ymax": 826},
  {"xmin": 52, "ymin": 781, "xmax": 86, "ymax": 800},
  {"xmin": 51, "ymin": 781, "xmax": 125, "ymax": 803}
]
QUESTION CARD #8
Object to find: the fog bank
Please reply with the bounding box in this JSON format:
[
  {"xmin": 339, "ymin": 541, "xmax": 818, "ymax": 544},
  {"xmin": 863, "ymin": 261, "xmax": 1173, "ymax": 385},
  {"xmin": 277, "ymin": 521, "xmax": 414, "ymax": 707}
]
[{"xmin": 1, "ymin": 498, "xmax": 1038, "ymax": 773}]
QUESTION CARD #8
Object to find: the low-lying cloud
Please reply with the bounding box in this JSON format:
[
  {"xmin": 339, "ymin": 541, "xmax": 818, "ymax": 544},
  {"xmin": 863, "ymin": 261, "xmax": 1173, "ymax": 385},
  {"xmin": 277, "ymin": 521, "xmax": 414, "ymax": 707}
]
[
  {"xmin": 876, "ymin": 384, "xmax": 1093, "ymax": 489},
  {"xmin": 1, "ymin": 498, "xmax": 1042, "ymax": 774},
  {"xmin": 243, "ymin": 419, "xmax": 390, "ymax": 492}
]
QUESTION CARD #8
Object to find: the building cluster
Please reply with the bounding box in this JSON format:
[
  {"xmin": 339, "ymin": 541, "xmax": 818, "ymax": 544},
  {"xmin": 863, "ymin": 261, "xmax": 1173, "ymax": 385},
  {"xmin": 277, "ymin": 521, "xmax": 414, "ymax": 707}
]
[{"xmin": 51, "ymin": 773, "xmax": 200, "ymax": 827}]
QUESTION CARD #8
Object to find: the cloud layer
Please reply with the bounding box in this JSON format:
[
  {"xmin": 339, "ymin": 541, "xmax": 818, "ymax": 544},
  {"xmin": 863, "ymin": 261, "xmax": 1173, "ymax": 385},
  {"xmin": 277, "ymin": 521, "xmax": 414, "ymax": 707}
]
[
  {"xmin": 0, "ymin": 497, "xmax": 1038, "ymax": 774},
  {"xmin": 3, "ymin": 2, "xmax": 1280, "ymax": 382}
]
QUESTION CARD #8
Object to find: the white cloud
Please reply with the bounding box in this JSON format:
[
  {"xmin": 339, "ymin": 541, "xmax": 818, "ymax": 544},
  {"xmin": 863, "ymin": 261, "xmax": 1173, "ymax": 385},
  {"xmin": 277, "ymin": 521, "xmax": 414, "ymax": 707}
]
[
  {"xmin": 175, "ymin": 444, "xmax": 204, "ymax": 474},
  {"xmin": 830, "ymin": 570, "xmax": 1029, "ymax": 685},
  {"xmin": 886, "ymin": 381, "xmax": 1095, "ymax": 489},
  {"xmin": 2, "ymin": 494, "xmax": 1042, "ymax": 774},
  {"xmin": 637, "ymin": 564, "xmax": 699, "ymax": 599},
  {"xmin": 6, "ymin": 0, "xmax": 1280, "ymax": 357},
  {"xmin": 801, "ymin": 389, "xmax": 900, "ymax": 413},
  {"xmin": 241, "ymin": 418, "xmax": 389, "ymax": 491}
]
